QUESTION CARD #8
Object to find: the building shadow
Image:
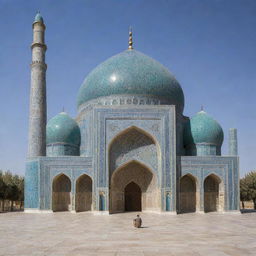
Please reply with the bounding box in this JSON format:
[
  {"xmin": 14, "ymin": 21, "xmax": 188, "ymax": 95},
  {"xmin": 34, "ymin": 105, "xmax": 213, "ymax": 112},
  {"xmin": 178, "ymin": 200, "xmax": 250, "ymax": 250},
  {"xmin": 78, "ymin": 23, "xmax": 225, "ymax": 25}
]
[{"xmin": 241, "ymin": 209, "xmax": 256, "ymax": 214}]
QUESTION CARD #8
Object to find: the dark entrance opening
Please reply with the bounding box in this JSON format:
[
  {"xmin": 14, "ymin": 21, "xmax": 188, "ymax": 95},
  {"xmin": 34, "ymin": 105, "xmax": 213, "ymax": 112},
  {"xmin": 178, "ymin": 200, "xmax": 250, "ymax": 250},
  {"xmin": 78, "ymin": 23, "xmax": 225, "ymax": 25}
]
[
  {"xmin": 52, "ymin": 174, "xmax": 71, "ymax": 212},
  {"xmin": 204, "ymin": 175, "xmax": 219, "ymax": 213},
  {"xmin": 75, "ymin": 174, "xmax": 92, "ymax": 212},
  {"xmin": 180, "ymin": 175, "xmax": 196, "ymax": 213},
  {"xmin": 125, "ymin": 182, "xmax": 142, "ymax": 211}
]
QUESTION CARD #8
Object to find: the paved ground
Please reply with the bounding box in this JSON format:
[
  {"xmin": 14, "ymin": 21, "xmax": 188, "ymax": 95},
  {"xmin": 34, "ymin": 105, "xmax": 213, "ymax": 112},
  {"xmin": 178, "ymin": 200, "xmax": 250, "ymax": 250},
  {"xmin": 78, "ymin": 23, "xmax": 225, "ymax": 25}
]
[{"xmin": 0, "ymin": 211, "xmax": 255, "ymax": 256}]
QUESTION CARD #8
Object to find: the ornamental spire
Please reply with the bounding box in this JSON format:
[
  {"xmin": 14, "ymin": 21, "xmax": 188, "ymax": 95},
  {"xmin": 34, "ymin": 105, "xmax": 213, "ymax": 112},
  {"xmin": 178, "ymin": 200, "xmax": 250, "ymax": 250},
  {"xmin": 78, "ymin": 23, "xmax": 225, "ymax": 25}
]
[
  {"xmin": 34, "ymin": 11, "xmax": 44, "ymax": 24},
  {"xmin": 128, "ymin": 26, "xmax": 133, "ymax": 50}
]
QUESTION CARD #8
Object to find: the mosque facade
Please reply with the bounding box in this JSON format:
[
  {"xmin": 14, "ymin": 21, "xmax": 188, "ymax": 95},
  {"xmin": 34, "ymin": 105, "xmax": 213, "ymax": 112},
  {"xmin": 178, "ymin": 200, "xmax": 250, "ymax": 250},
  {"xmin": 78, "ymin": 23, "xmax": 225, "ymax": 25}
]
[{"xmin": 25, "ymin": 13, "xmax": 240, "ymax": 214}]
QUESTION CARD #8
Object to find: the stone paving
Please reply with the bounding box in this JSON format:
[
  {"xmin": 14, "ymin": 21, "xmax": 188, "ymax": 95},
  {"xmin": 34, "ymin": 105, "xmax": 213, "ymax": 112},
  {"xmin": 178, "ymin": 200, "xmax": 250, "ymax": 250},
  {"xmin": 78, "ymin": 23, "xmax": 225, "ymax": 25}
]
[{"xmin": 0, "ymin": 211, "xmax": 255, "ymax": 256}]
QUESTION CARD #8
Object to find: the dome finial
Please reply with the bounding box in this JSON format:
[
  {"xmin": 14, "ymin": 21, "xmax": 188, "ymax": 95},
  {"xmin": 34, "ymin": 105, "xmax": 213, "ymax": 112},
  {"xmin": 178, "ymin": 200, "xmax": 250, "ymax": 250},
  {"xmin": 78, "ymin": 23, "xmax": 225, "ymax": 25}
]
[
  {"xmin": 128, "ymin": 26, "xmax": 133, "ymax": 50},
  {"xmin": 201, "ymin": 105, "xmax": 204, "ymax": 111},
  {"xmin": 34, "ymin": 11, "xmax": 44, "ymax": 23}
]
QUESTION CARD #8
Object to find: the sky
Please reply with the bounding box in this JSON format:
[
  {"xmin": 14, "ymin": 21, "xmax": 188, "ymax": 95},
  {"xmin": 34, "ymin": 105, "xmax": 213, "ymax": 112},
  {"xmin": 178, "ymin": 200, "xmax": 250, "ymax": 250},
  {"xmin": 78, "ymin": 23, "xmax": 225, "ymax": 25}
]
[{"xmin": 0, "ymin": 0, "xmax": 255, "ymax": 177}]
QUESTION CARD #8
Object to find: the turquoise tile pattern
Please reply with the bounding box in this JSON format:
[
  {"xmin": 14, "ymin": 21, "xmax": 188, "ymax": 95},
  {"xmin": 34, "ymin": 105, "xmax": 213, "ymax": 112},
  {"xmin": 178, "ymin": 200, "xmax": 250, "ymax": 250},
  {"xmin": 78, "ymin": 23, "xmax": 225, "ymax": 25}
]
[
  {"xmin": 46, "ymin": 112, "xmax": 81, "ymax": 146},
  {"xmin": 25, "ymin": 161, "xmax": 39, "ymax": 209},
  {"xmin": 77, "ymin": 49, "xmax": 185, "ymax": 113},
  {"xmin": 34, "ymin": 12, "xmax": 44, "ymax": 23},
  {"xmin": 184, "ymin": 110, "xmax": 224, "ymax": 147},
  {"xmin": 26, "ymin": 14, "xmax": 239, "ymax": 212}
]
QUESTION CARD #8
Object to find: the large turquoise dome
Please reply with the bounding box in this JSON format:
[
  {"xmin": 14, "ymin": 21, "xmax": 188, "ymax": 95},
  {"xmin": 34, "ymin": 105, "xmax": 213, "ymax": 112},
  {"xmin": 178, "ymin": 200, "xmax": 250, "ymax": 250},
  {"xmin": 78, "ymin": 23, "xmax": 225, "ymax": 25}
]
[
  {"xmin": 46, "ymin": 112, "xmax": 81, "ymax": 146},
  {"xmin": 184, "ymin": 111, "xmax": 224, "ymax": 146},
  {"xmin": 77, "ymin": 49, "xmax": 184, "ymax": 112}
]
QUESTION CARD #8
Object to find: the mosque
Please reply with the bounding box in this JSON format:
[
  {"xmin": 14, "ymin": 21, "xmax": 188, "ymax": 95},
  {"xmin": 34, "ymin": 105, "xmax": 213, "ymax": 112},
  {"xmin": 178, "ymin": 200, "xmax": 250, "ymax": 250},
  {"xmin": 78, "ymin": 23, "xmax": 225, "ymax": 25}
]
[{"xmin": 25, "ymin": 13, "xmax": 240, "ymax": 214}]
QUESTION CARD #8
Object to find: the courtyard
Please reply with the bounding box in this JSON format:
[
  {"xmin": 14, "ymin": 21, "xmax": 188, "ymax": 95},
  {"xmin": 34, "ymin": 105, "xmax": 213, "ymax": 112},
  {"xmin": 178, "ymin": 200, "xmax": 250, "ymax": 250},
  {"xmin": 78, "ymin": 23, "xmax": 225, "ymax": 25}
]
[{"xmin": 0, "ymin": 211, "xmax": 255, "ymax": 256}]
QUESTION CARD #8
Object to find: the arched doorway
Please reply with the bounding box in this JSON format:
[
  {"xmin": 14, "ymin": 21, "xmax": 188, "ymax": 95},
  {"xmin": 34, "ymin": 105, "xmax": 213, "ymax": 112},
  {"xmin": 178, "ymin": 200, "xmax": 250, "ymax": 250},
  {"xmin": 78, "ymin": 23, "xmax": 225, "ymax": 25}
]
[
  {"xmin": 180, "ymin": 174, "xmax": 196, "ymax": 213},
  {"xmin": 52, "ymin": 174, "xmax": 71, "ymax": 212},
  {"xmin": 109, "ymin": 126, "xmax": 158, "ymax": 181},
  {"xmin": 108, "ymin": 126, "xmax": 160, "ymax": 214},
  {"xmin": 75, "ymin": 174, "xmax": 92, "ymax": 212},
  {"xmin": 204, "ymin": 174, "xmax": 221, "ymax": 212},
  {"xmin": 109, "ymin": 161, "xmax": 158, "ymax": 213},
  {"xmin": 125, "ymin": 182, "xmax": 142, "ymax": 211}
]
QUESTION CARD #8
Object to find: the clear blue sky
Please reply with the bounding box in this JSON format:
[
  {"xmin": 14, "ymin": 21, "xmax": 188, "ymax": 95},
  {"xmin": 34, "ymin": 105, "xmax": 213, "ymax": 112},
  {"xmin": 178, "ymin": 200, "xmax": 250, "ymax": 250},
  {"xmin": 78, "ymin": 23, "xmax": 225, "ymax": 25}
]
[{"xmin": 0, "ymin": 0, "xmax": 255, "ymax": 177}]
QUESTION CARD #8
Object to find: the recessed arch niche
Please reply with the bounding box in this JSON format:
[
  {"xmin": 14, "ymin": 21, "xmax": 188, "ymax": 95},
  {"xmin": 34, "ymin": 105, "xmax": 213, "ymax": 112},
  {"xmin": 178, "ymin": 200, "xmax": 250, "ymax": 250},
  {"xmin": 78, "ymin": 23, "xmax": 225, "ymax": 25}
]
[
  {"xmin": 125, "ymin": 181, "xmax": 142, "ymax": 211},
  {"xmin": 204, "ymin": 174, "xmax": 224, "ymax": 212},
  {"xmin": 109, "ymin": 160, "xmax": 159, "ymax": 213},
  {"xmin": 180, "ymin": 174, "xmax": 197, "ymax": 213},
  {"xmin": 75, "ymin": 174, "xmax": 92, "ymax": 212},
  {"xmin": 108, "ymin": 126, "xmax": 160, "ymax": 213},
  {"xmin": 108, "ymin": 126, "xmax": 159, "ymax": 177},
  {"xmin": 52, "ymin": 174, "xmax": 71, "ymax": 212}
]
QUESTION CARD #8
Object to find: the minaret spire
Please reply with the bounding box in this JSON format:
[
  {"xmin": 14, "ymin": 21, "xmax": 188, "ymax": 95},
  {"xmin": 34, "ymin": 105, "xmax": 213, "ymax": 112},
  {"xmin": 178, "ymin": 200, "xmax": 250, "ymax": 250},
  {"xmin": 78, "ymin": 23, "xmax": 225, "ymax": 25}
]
[
  {"xmin": 229, "ymin": 128, "xmax": 238, "ymax": 156},
  {"xmin": 128, "ymin": 26, "xmax": 133, "ymax": 50},
  {"xmin": 27, "ymin": 12, "xmax": 47, "ymax": 157}
]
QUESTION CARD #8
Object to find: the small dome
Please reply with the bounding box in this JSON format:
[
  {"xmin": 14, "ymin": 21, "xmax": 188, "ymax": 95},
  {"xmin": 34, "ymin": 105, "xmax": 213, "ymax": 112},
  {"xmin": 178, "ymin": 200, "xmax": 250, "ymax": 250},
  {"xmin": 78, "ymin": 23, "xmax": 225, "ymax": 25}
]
[
  {"xmin": 34, "ymin": 12, "xmax": 44, "ymax": 23},
  {"xmin": 184, "ymin": 111, "xmax": 224, "ymax": 146},
  {"xmin": 46, "ymin": 112, "xmax": 81, "ymax": 146},
  {"xmin": 77, "ymin": 49, "xmax": 184, "ymax": 113}
]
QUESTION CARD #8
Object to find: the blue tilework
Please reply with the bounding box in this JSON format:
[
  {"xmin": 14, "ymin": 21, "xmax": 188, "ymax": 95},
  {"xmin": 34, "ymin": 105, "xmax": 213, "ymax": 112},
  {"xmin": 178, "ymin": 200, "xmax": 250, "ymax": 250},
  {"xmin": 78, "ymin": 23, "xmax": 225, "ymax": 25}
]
[
  {"xmin": 184, "ymin": 111, "xmax": 224, "ymax": 155},
  {"xmin": 180, "ymin": 156, "xmax": 240, "ymax": 211},
  {"xmin": 34, "ymin": 12, "xmax": 44, "ymax": 23},
  {"xmin": 46, "ymin": 143, "xmax": 80, "ymax": 156},
  {"xmin": 92, "ymin": 105, "xmax": 176, "ymax": 211},
  {"xmin": 46, "ymin": 112, "xmax": 81, "ymax": 151},
  {"xmin": 37, "ymin": 156, "xmax": 93, "ymax": 210},
  {"xmin": 229, "ymin": 128, "xmax": 238, "ymax": 156},
  {"xmin": 166, "ymin": 193, "xmax": 171, "ymax": 211},
  {"xmin": 99, "ymin": 194, "xmax": 106, "ymax": 211},
  {"xmin": 25, "ymin": 160, "xmax": 39, "ymax": 209},
  {"xmin": 77, "ymin": 50, "xmax": 184, "ymax": 113}
]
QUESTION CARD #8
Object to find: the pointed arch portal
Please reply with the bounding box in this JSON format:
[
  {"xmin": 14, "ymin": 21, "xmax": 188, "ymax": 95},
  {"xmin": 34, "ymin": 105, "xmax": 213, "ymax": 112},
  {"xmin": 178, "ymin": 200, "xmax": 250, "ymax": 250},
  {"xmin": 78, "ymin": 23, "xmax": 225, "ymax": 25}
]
[
  {"xmin": 109, "ymin": 161, "xmax": 159, "ymax": 213},
  {"xmin": 125, "ymin": 182, "xmax": 142, "ymax": 211},
  {"xmin": 109, "ymin": 126, "xmax": 158, "ymax": 178},
  {"xmin": 204, "ymin": 174, "xmax": 221, "ymax": 212},
  {"xmin": 52, "ymin": 174, "xmax": 71, "ymax": 212},
  {"xmin": 109, "ymin": 126, "xmax": 160, "ymax": 214},
  {"xmin": 180, "ymin": 174, "xmax": 196, "ymax": 213},
  {"xmin": 75, "ymin": 174, "xmax": 92, "ymax": 212}
]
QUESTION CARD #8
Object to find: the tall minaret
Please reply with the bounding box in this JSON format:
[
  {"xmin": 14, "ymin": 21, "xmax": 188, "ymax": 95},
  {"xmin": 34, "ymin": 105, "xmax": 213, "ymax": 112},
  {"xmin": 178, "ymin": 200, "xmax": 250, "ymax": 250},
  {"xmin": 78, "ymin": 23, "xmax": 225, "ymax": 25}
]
[
  {"xmin": 229, "ymin": 128, "xmax": 238, "ymax": 156},
  {"xmin": 28, "ymin": 12, "xmax": 47, "ymax": 157}
]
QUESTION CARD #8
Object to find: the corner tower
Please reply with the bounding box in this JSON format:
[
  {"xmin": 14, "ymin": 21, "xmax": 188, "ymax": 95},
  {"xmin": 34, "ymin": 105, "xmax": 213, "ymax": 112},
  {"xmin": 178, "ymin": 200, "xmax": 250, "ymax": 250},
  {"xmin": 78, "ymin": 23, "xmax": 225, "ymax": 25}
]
[{"xmin": 28, "ymin": 12, "xmax": 47, "ymax": 157}]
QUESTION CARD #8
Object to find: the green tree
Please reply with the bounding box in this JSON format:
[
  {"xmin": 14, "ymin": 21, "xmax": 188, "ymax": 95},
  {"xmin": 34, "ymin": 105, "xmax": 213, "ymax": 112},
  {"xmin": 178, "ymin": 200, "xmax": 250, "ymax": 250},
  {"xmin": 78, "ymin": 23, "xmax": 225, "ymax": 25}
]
[
  {"xmin": 9, "ymin": 174, "xmax": 20, "ymax": 211},
  {"xmin": 243, "ymin": 171, "xmax": 256, "ymax": 210},
  {"xmin": 0, "ymin": 170, "xmax": 7, "ymax": 211},
  {"xmin": 240, "ymin": 177, "xmax": 250, "ymax": 209},
  {"xmin": 1, "ymin": 171, "xmax": 13, "ymax": 211},
  {"xmin": 17, "ymin": 176, "xmax": 24, "ymax": 210},
  {"xmin": 0, "ymin": 171, "xmax": 24, "ymax": 211}
]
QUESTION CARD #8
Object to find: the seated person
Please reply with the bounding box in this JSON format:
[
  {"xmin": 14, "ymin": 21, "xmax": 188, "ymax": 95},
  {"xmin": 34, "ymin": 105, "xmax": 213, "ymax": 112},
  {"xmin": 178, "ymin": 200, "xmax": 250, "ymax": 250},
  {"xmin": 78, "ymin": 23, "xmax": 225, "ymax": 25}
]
[{"xmin": 133, "ymin": 214, "xmax": 142, "ymax": 228}]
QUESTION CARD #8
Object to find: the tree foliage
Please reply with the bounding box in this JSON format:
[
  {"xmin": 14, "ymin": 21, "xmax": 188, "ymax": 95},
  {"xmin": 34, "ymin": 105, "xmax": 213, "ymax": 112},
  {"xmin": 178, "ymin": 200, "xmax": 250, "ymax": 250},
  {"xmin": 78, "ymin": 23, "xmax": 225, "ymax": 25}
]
[
  {"xmin": 0, "ymin": 170, "xmax": 24, "ymax": 211},
  {"xmin": 240, "ymin": 171, "xmax": 256, "ymax": 209}
]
